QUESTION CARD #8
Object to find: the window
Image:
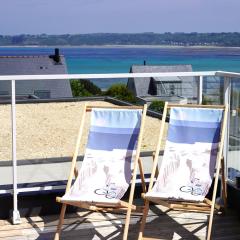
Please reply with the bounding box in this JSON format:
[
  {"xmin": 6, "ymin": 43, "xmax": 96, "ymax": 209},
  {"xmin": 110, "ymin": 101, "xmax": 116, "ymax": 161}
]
[
  {"xmin": 0, "ymin": 91, "xmax": 9, "ymax": 95},
  {"xmin": 34, "ymin": 90, "xmax": 51, "ymax": 99},
  {"xmin": 155, "ymin": 81, "xmax": 182, "ymax": 96}
]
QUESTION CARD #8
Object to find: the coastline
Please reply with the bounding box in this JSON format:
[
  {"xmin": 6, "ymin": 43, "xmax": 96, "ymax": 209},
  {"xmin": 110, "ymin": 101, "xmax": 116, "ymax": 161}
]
[{"xmin": 1, "ymin": 44, "xmax": 240, "ymax": 50}]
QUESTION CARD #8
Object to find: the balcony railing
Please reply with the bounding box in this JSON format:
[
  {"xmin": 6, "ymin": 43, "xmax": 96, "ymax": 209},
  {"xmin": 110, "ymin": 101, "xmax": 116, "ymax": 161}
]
[{"xmin": 0, "ymin": 70, "xmax": 240, "ymax": 224}]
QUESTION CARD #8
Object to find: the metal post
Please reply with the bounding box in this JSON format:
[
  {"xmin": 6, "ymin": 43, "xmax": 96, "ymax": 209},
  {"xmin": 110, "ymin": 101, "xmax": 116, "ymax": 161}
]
[
  {"xmin": 197, "ymin": 76, "xmax": 203, "ymax": 104},
  {"xmin": 223, "ymin": 77, "xmax": 231, "ymax": 181},
  {"xmin": 11, "ymin": 80, "xmax": 21, "ymax": 224}
]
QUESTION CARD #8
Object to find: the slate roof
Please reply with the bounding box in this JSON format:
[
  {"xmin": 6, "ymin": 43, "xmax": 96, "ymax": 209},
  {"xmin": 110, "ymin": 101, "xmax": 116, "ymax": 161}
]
[
  {"xmin": 0, "ymin": 55, "xmax": 72, "ymax": 98},
  {"xmin": 127, "ymin": 64, "xmax": 196, "ymax": 98}
]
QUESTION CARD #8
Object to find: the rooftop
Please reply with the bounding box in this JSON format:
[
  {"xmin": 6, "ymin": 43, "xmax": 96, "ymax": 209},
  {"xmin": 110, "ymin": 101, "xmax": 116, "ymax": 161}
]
[
  {"xmin": 0, "ymin": 100, "xmax": 166, "ymax": 162},
  {"xmin": 0, "ymin": 70, "xmax": 240, "ymax": 239},
  {"xmin": 127, "ymin": 64, "xmax": 197, "ymax": 100},
  {"xmin": 0, "ymin": 49, "xmax": 72, "ymax": 99}
]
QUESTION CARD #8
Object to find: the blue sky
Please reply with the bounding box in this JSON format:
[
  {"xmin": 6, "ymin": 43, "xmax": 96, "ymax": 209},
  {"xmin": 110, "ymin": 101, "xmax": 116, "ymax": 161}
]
[{"xmin": 0, "ymin": 0, "xmax": 239, "ymax": 35}]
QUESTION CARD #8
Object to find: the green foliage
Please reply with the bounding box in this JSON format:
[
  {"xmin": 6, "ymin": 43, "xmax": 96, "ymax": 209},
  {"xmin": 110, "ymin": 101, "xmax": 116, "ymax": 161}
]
[
  {"xmin": 149, "ymin": 100, "xmax": 165, "ymax": 113},
  {"xmin": 71, "ymin": 79, "xmax": 102, "ymax": 97},
  {"xmin": 105, "ymin": 84, "xmax": 136, "ymax": 103},
  {"xmin": 202, "ymin": 96, "xmax": 214, "ymax": 105},
  {"xmin": 2, "ymin": 33, "xmax": 240, "ymax": 47},
  {"xmin": 80, "ymin": 79, "xmax": 102, "ymax": 95}
]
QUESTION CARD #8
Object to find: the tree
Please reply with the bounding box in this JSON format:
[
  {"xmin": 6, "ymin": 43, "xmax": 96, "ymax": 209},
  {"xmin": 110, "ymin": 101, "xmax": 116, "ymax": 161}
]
[
  {"xmin": 105, "ymin": 84, "xmax": 136, "ymax": 103},
  {"xmin": 70, "ymin": 79, "xmax": 102, "ymax": 97}
]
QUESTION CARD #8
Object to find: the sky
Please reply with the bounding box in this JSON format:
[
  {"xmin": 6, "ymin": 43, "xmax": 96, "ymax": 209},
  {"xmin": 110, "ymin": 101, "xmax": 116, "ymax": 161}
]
[{"xmin": 0, "ymin": 0, "xmax": 240, "ymax": 35}]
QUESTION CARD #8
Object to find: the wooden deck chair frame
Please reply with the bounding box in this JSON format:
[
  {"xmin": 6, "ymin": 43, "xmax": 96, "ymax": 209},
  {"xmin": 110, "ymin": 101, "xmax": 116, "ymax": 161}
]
[
  {"xmin": 54, "ymin": 103, "xmax": 147, "ymax": 240},
  {"xmin": 138, "ymin": 102, "xmax": 228, "ymax": 240}
]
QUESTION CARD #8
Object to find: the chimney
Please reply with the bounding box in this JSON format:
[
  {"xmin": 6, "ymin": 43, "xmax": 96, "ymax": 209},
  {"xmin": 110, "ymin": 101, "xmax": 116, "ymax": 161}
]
[{"xmin": 49, "ymin": 48, "xmax": 61, "ymax": 63}]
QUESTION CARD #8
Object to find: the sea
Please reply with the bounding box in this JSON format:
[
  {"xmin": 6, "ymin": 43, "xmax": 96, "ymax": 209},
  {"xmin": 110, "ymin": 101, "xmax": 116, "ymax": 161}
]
[{"xmin": 1, "ymin": 46, "xmax": 240, "ymax": 89}]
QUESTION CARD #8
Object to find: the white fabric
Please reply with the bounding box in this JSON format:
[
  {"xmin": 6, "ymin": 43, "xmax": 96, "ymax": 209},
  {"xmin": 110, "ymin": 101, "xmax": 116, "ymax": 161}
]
[
  {"xmin": 147, "ymin": 107, "xmax": 223, "ymax": 202},
  {"xmin": 62, "ymin": 108, "xmax": 141, "ymax": 204}
]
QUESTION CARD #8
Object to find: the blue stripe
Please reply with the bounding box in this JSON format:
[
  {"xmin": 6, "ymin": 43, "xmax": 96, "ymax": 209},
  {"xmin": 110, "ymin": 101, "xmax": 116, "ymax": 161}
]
[
  {"xmin": 170, "ymin": 119, "xmax": 221, "ymax": 128},
  {"xmin": 87, "ymin": 131, "xmax": 139, "ymax": 151},
  {"xmin": 90, "ymin": 126, "xmax": 140, "ymax": 134},
  {"xmin": 167, "ymin": 125, "xmax": 221, "ymax": 144}
]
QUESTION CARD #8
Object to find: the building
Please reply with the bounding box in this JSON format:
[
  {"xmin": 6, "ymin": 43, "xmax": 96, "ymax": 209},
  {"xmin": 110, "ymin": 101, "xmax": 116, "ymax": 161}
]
[
  {"xmin": 0, "ymin": 70, "xmax": 240, "ymax": 239},
  {"xmin": 0, "ymin": 49, "xmax": 72, "ymax": 99},
  {"xmin": 127, "ymin": 64, "xmax": 197, "ymax": 104}
]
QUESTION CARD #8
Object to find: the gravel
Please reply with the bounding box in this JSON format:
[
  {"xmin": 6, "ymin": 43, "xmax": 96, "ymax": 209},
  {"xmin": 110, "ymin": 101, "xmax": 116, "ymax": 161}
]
[{"xmin": 0, "ymin": 101, "xmax": 167, "ymax": 161}]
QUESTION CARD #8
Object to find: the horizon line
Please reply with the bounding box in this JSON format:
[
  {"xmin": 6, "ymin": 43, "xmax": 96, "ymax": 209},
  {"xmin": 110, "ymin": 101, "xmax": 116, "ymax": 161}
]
[{"xmin": 2, "ymin": 32, "xmax": 240, "ymax": 36}]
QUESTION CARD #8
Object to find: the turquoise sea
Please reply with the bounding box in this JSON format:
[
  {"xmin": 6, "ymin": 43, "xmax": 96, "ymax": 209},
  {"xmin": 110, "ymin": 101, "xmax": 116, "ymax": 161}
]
[{"xmin": 1, "ymin": 47, "xmax": 240, "ymax": 88}]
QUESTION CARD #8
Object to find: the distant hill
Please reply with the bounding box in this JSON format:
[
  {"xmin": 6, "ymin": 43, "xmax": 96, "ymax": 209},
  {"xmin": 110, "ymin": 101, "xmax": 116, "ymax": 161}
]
[{"xmin": 1, "ymin": 32, "xmax": 240, "ymax": 47}]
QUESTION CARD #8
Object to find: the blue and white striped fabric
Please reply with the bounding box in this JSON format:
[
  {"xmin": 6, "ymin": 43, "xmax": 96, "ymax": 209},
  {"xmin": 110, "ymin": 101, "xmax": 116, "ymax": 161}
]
[
  {"xmin": 147, "ymin": 107, "xmax": 223, "ymax": 202},
  {"xmin": 62, "ymin": 108, "xmax": 142, "ymax": 204}
]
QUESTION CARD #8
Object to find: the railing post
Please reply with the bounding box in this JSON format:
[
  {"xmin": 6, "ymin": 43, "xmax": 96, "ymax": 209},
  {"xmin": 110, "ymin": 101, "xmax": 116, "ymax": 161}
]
[
  {"xmin": 223, "ymin": 76, "xmax": 231, "ymax": 181},
  {"xmin": 11, "ymin": 79, "xmax": 21, "ymax": 224},
  {"xmin": 197, "ymin": 75, "xmax": 203, "ymax": 104}
]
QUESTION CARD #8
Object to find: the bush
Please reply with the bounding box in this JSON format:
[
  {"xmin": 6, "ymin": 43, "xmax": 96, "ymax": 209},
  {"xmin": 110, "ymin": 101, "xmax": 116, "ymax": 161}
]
[
  {"xmin": 71, "ymin": 79, "xmax": 102, "ymax": 97},
  {"xmin": 105, "ymin": 84, "xmax": 136, "ymax": 103},
  {"xmin": 202, "ymin": 96, "xmax": 214, "ymax": 105},
  {"xmin": 149, "ymin": 100, "xmax": 165, "ymax": 113}
]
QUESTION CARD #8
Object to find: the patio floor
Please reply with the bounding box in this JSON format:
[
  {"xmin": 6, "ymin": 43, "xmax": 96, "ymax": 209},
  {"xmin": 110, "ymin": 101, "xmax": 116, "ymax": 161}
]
[{"xmin": 1, "ymin": 205, "xmax": 240, "ymax": 240}]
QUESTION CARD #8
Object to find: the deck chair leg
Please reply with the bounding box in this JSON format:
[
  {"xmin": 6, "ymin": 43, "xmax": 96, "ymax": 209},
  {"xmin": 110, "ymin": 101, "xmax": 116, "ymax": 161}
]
[
  {"xmin": 138, "ymin": 157, "xmax": 147, "ymax": 193},
  {"xmin": 152, "ymin": 152, "xmax": 159, "ymax": 178},
  {"xmin": 54, "ymin": 203, "xmax": 67, "ymax": 240},
  {"xmin": 207, "ymin": 202, "xmax": 215, "ymax": 240},
  {"xmin": 207, "ymin": 106, "xmax": 228, "ymax": 240},
  {"xmin": 123, "ymin": 170, "xmax": 139, "ymax": 240},
  {"xmin": 207, "ymin": 158, "xmax": 222, "ymax": 240},
  {"xmin": 221, "ymin": 157, "xmax": 227, "ymax": 210},
  {"xmin": 138, "ymin": 201, "xmax": 149, "ymax": 240}
]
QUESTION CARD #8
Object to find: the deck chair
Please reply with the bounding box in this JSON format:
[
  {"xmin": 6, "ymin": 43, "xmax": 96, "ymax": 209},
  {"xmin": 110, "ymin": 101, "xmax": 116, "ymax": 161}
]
[
  {"xmin": 138, "ymin": 102, "xmax": 228, "ymax": 240},
  {"xmin": 54, "ymin": 104, "xmax": 147, "ymax": 240}
]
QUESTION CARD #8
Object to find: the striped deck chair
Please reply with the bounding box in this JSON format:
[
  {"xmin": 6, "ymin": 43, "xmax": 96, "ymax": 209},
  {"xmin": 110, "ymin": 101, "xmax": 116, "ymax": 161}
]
[
  {"xmin": 138, "ymin": 103, "xmax": 228, "ymax": 240},
  {"xmin": 54, "ymin": 104, "xmax": 147, "ymax": 240}
]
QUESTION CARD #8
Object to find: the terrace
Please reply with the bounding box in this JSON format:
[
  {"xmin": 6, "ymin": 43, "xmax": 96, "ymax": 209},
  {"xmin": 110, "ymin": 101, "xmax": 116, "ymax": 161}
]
[{"xmin": 0, "ymin": 71, "xmax": 240, "ymax": 239}]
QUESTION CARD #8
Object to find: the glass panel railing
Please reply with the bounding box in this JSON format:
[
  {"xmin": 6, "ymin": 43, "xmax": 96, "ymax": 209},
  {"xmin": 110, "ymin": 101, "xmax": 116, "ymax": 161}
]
[
  {"xmin": 202, "ymin": 76, "xmax": 224, "ymax": 105},
  {"xmin": 228, "ymin": 78, "xmax": 240, "ymax": 183}
]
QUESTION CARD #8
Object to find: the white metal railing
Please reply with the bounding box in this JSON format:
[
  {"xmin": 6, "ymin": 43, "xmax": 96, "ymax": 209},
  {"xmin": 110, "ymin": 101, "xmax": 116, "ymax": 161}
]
[
  {"xmin": 0, "ymin": 71, "xmax": 217, "ymax": 81},
  {"xmin": 0, "ymin": 70, "xmax": 240, "ymax": 224}
]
